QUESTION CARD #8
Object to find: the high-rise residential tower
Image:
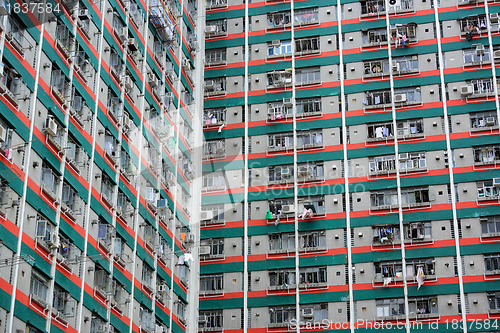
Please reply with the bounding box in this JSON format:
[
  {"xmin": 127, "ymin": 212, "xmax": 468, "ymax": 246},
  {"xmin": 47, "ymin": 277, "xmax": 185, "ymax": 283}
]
[
  {"xmin": 0, "ymin": 0, "xmax": 203, "ymax": 332},
  {"xmin": 200, "ymin": 0, "xmax": 500, "ymax": 332}
]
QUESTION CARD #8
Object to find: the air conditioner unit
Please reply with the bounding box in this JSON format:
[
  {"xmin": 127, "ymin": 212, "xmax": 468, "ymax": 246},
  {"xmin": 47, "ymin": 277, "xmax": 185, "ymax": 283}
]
[
  {"xmin": 45, "ymin": 117, "xmax": 58, "ymax": 136},
  {"xmin": 302, "ymin": 308, "xmax": 314, "ymax": 318},
  {"xmin": 460, "ymin": 85, "xmax": 473, "ymax": 95},
  {"xmin": 157, "ymin": 284, "xmax": 167, "ymax": 292},
  {"xmin": 205, "ymin": 25, "xmax": 217, "ymax": 34},
  {"xmin": 199, "ymin": 315, "xmax": 208, "ymax": 323},
  {"xmin": 0, "ymin": 125, "xmax": 7, "ymax": 143},
  {"xmin": 199, "ymin": 246, "xmax": 211, "ymax": 255},
  {"xmin": 200, "ymin": 211, "xmax": 214, "ymax": 221},
  {"xmin": 491, "ymin": 13, "xmax": 499, "ymax": 22},
  {"xmin": 182, "ymin": 58, "xmax": 190, "ymax": 69},
  {"xmin": 48, "ymin": 233, "xmax": 59, "ymax": 249},
  {"xmin": 282, "ymin": 205, "xmax": 294, "ymax": 214},
  {"xmin": 118, "ymin": 27, "xmax": 128, "ymax": 43},
  {"xmin": 281, "ymin": 168, "xmax": 291, "ymax": 177},
  {"xmin": 494, "ymin": 50, "xmax": 500, "ymax": 59},
  {"xmin": 271, "ymin": 40, "xmax": 280, "ymax": 47},
  {"xmin": 493, "ymin": 178, "xmax": 500, "ymax": 186},
  {"xmin": 399, "ymin": 153, "xmax": 409, "ymax": 160},
  {"xmin": 297, "ymin": 166, "xmax": 309, "ymax": 176},
  {"xmin": 122, "ymin": 113, "xmax": 131, "ymax": 130},
  {"xmin": 486, "ymin": 117, "xmax": 496, "ymax": 126},
  {"xmin": 205, "ymin": 80, "xmax": 214, "ymax": 89},
  {"xmin": 283, "ymin": 98, "xmax": 293, "ymax": 106},
  {"xmin": 78, "ymin": 9, "xmax": 91, "ymax": 20},
  {"xmin": 394, "ymin": 94, "xmax": 407, "ymax": 103},
  {"xmin": 127, "ymin": 38, "xmax": 139, "ymax": 51}
]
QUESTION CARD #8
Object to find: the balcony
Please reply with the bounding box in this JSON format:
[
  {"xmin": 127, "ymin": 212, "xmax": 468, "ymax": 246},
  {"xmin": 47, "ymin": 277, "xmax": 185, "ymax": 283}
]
[
  {"xmin": 363, "ymin": 89, "xmax": 422, "ymax": 111},
  {"xmin": 267, "ymin": 70, "xmax": 292, "ymax": 89},
  {"xmin": 372, "ymin": 222, "xmax": 432, "ymax": 246},
  {"xmin": 205, "ymin": 20, "xmax": 227, "ymax": 38},
  {"xmin": 474, "ymin": 146, "xmax": 500, "ymax": 167},
  {"xmin": 477, "ymin": 180, "xmax": 500, "ymax": 202},
  {"xmin": 461, "ymin": 78, "xmax": 498, "ymax": 100}
]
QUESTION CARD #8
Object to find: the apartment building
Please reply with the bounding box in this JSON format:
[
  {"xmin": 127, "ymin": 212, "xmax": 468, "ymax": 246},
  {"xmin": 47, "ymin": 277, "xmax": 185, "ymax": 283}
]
[
  {"xmin": 201, "ymin": 0, "xmax": 500, "ymax": 331},
  {"xmin": 0, "ymin": 0, "xmax": 203, "ymax": 331}
]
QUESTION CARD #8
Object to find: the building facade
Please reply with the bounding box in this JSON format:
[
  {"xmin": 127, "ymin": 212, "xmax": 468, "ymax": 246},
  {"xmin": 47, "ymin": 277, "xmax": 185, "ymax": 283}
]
[
  {"xmin": 201, "ymin": 0, "xmax": 500, "ymax": 332},
  {"xmin": 0, "ymin": 0, "xmax": 203, "ymax": 332}
]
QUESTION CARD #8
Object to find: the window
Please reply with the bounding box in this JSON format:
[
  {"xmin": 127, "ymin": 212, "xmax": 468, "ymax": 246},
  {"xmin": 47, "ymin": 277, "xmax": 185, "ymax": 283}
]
[
  {"xmin": 294, "ymin": 8, "xmax": 319, "ymax": 25},
  {"xmin": 142, "ymin": 264, "xmax": 153, "ymax": 288},
  {"xmin": 203, "ymin": 139, "xmax": 225, "ymax": 158},
  {"xmin": 367, "ymin": 119, "xmax": 423, "ymax": 140},
  {"xmin": 270, "ymin": 306, "xmax": 296, "ymax": 325},
  {"xmin": 201, "ymin": 205, "xmax": 225, "ymax": 222},
  {"xmin": 470, "ymin": 111, "xmax": 498, "ymax": 129},
  {"xmin": 41, "ymin": 164, "xmax": 59, "ymax": 198},
  {"xmin": 361, "ymin": 0, "xmax": 414, "ymax": 15},
  {"xmin": 296, "ymin": 97, "xmax": 322, "ymax": 115},
  {"xmin": 485, "ymin": 254, "xmax": 500, "ymax": 273},
  {"xmin": 203, "ymin": 172, "xmax": 225, "ymax": 191},
  {"xmin": 295, "ymin": 37, "xmax": 320, "ymax": 54},
  {"xmin": 300, "ymin": 266, "xmax": 327, "ymax": 284},
  {"xmin": 206, "ymin": 19, "xmax": 227, "ymax": 36},
  {"xmin": 300, "ymin": 303, "xmax": 328, "ymax": 321},
  {"xmin": 473, "ymin": 146, "xmax": 500, "ymax": 165},
  {"xmin": 268, "ymin": 101, "xmax": 293, "ymax": 120},
  {"xmin": 268, "ymin": 199, "xmax": 294, "ymax": 217},
  {"xmin": 59, "ymin": 234, "xmax": 78, "ymax": 263},
  {"xmin": 269, "ymin": 269, "xmax": 296, "ymax": 287},
  {"xmin": 0, "ymin": 60, "xmax": 23, "ymax": 100},
  {"xmin": 363, "ymin": 88, "xmax": 421, "ymax": 108},
  {"xmin": 62, "ymin": 181, "xmax": 78, "ymax": 213},
  {"xmin": 53, "ymin": 286, "xmax": 75, "ymax": 317},
  {"xmin": 140, "ymin": 307, "xmax": 154, "ymax": 330},
  {"xmin": 267, "ymin": 12, "xmax": 292, "ymax": 28},
  {"xmin": 459, "ymin": 14, "xmax": 498, "ymax": 34},
  {"xmin": 269, "ymin": 165, "xmax": 294, "ymax": 183},
  {"xmin": 390, "ymin": 23, "xmax": 417, "ymax": 45},
  {"xmin": 376, "ymin": 298, "xmax": 405, "ymax": 317},
  {"xmin": 267, "ymin": 70, "xmax": 292, "ymax": 88},
  {"xmin": 205, "ymin": 48, "xmax": 226, "ymax": 65},
  {"xmin": 268, "ymin": 40, "xmax": 292, "ymax": 56},
  {"xmin": 200, "ymin": 274, "xmax": 223, "ymax": 292},
  {"xmin": 299, "ymin": 230, "xmax": 326, "ymax": 248},
  {"xmin": 51, "ymin": 67, "xmax": 70, "ymax": 101},
  {"xmin": 107, "ymin": 89, "xmax": 122, "ymax": 120},
  {"xmin": 35, "ymin": 215, "xmax": 54, "ymax": 244},
  {"xmin": 90, "ymin": 317, "xmax": 108, "ymax": 333},
  {"xmin": 143, "ymin": 224, "xmax": 156, "ymax": 248},
  {"xmin": 374, "ymin": 259, "xmax": 434, "ymax": 280},
  {"xmin": 463, "ymin": 46, "xmax": 492, "ymax": 65},
  {"xmin": 177, "ymin": 300, "xmax": 187, "ymax": 320},
  {"xmin": 30, "ymin": 270, "xmax": 48, "ymax": 305},
  {"xmin": 55, "ymin": 20, "xmax": 75, "ymax": 59},
  {"xmin": 104, "ymin": 131, "xmax": 119, "ymax": 160},
  {"xmin": 269, "ymin": 232, "xmax": 295, "ymax": 251},
  {"xmin": 268, "ymin": 131, "xmax": 323, "ymax": 151},
  {"xmin": 481, "ymin": 216, "xmax": 500, "ymax": 235},
  {"xmin": 296, "ymin": 67, "xmax": 321, "ymax": 85},
  {"xmin": 97, "ymin": 221, "xmax": 113, "ymax": 249},
  {"xmin": 203, "ymin": 108, "xmax": 226, "ymax": 126},
  {"xmin": 371, "ymin": 187, "xmax": 430, "ymax": 208},
  {"xmin": 488, "ymin": 293, "xmax": 500, "ymax": 312},
  {"xmin": 373, "ymin": 222, "xmax": 432, "ymax": 243},
  {"xmin": 6, "ymin": 16, "xmax": 24, "ymax": 55},
  {"xmin": 206, "ymin": 0, "xmax": 227, "ymax": 9},
  {"xmin": 477, "ymin": 180, "xmax": 499, "ymax": 199},
  {"xmin": 408, "ymin": 297, "xmax": 438, "ymax": 316},
  {"xmin": 101, "ymin": 174, "xmax": 114, "ymax": 204},
  {"xmin": 116, "ymin": 190, "xmax": 131, "ymax": 218},
  {"xmin": 467, "ymin": 78, "xmax": 498, "ymax": 96},
  {"xmin": 370, "ymin": 153, "xmax": 426, "ymax": 174},
  {"xmin": 110, "ymin": 50, "xmax": 124, "ymax": 78},
  {"xmin": 362, "ymin": 28, "xmax": 388, "ymax": 45},
  {"xmin": 199, "ymin": 310, "xmax": 223, "ymax": 328},
  {"xmin": 204, "ymin": 77, "xmax": 226, "ymax": 95},
  {"xmin": 200, "ymin": 238, "xmax": 224, "ymax": 256}
]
